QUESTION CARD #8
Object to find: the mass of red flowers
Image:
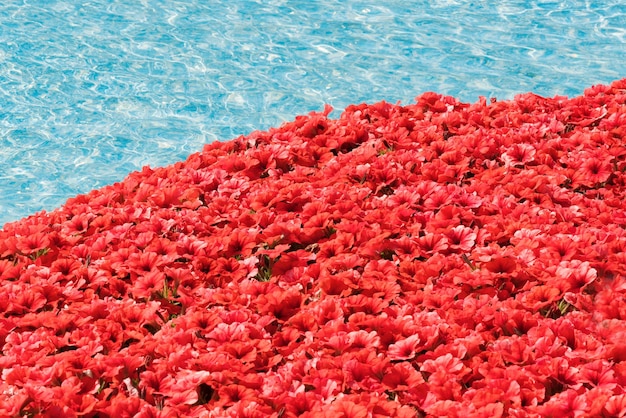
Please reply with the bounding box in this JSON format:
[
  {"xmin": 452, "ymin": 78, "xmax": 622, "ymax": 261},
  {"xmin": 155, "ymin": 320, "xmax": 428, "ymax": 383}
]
[{"xmin": 2, "ymin": 79, "xmax": 626, "ymax": 417}]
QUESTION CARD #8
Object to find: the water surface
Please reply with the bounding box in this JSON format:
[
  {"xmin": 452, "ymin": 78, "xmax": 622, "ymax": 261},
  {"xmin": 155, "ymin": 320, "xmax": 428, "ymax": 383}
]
[{"xmin": 1, "ymin": 0, "xmax": 624, "ymax": 226}]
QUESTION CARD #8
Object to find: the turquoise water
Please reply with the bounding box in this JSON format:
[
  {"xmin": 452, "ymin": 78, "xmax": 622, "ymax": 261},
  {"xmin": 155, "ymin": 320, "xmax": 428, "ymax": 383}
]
[{"xmin": 1, "ymin": 1, "xmax": 625, "ymax": 227}]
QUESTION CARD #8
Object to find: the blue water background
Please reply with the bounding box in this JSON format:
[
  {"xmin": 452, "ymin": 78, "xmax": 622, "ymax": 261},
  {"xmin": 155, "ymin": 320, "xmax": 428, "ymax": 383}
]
[{"xmin": 1, "ymin": 0, "xmax": 625, "ymax": 226}]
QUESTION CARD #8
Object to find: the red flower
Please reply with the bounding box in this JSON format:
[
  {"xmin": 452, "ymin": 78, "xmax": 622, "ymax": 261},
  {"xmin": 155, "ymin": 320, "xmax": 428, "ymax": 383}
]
[
  {"xmin": 502, "ymin": 143, "xmax": 536, "ymax": 168},
  {"xmin": 540, "ymin": 234, "xmax": 579, "ymax": 262},
  {"xmin": 271, "ymin": 249, "xmax": 316, "ymax": 278},
  {"xmin": 280, "ymin": 391, "xmax": 323, "ymax": 417},
  {"xmin": 207, "ymin": 322, "xmax": 248, "ymax": 344},
  {"xmin": 580, "ymin": 151, "xmax": 613, "ymax": 185},
  {"xmin": 464, "ymin": 379, "xmax": 522, "ymax": 411},
  {"xmin": 417, "ymin": 233, "xmax": 449, "ymax": 254},
  {"xmin": 347, "ymin": 330, "xmax": 381, "ymax": 350},
  {"xmin": 521, "ymin": 285, "xmax": 561, "ymax": 311},
  {"xmin": 327, "ymin": 399, "xmax": 369, "ymax": 418},
  {"xmin": 483, "ymin": 256, "xmax": 517, "ymax": 274},
  {"xmin": 382, "ymin": 361, "xmax": 425, "ymax": 392},
  {"xmin": 490, "ymin": 336, "xmax": 533, "ymax": 365},
  {"xmin": 134, "ymin": 270, "xmax": 166, "ymax": 297},
  {"xmin": 391, "ymin": 235, "xmax": 422, "ymax": 259},
  {"xmin": 343, "ymin": 358, "xmax": 376, "ymax": 391},
  {"xmin": 387, "ymin": 334, "xmax": 421, "ymax": 361},
  {"xmin": 535, "ymin": 389, "xmax": 588, "ymax": 418},
  {"xmin": 7, "ymin": 285, "xmax": 47, "ymax": 314},
  {"xmin": 4, "ymin": 79, "xmax": 626, "ymax": 416},
  {"xmin": 423, "ymin": 185, "xmax": 454, "ymax": 209},
  {"xmin": 446, "ymin": 225, "xmax": 477, "ymax": 252},
  {"xmin": 319, "ymin": 269, "xmax": 360, "ymax": 297},
  {"xmin": 50, "ymin": 258, "xmax": 82, "ymax": 278},
  {"xmin": 423, "ymin": 399, "xmax": 467, "ymax": 417},
  {"xmin": 0, "ymin": 259, "xmax": 21, "ymax": 280},
  {"xmin": 421, "ymin": 353, "xmax": 468, "ymax": 382},
  {"xmin": 225, "ymin": 229, "xmax": 258, "ymax": 257},
  {"xmin": 257, "ymin": 286, "xmax": 304, "ymax": 321},
  {"xmin": 15, "ymin": 230, "xmax": 50, "ymax": 256},
  {"xmin": 0, "ymin": 389, "xmax": 30, "ymax": 417},
  {"xmin": 553, "ymin": 260, "xmax": 598, "ymax": 292},
  {"xmin": 103, "ymin": 395, "xmax": 147, "ymax": 418},
  {"xmin": 602, "ymin": 394, "xmax": 626, "ymax": 417},
  {"xmin": 578, "ymin": 360, "xmax": 618, "ymax": 391}
]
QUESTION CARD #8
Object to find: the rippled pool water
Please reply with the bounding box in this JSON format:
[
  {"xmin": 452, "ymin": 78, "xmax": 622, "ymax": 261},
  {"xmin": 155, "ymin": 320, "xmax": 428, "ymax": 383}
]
[{"xmin": 1, "ymin": 0, "xmax": 625, "ymax": 226}]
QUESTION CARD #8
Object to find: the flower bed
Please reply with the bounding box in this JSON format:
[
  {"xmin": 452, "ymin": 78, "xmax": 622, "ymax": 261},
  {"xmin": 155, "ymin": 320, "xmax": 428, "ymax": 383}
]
[{"xmin": 2, "ymin": 79, "xmax": 626, "ymax": 417}]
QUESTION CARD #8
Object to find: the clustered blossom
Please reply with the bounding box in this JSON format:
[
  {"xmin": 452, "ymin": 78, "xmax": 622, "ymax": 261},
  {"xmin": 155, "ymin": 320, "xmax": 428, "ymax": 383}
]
[{"xmin": 2, "ymin": 79, "xmax": 626, "ymax": 417}]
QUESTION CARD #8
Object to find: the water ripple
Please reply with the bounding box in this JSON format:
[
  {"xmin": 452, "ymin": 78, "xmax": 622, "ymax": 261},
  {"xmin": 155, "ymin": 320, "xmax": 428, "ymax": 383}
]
[{"xmin": 1, "ymin": 0, "xmax": 625, "ymax": 225}]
